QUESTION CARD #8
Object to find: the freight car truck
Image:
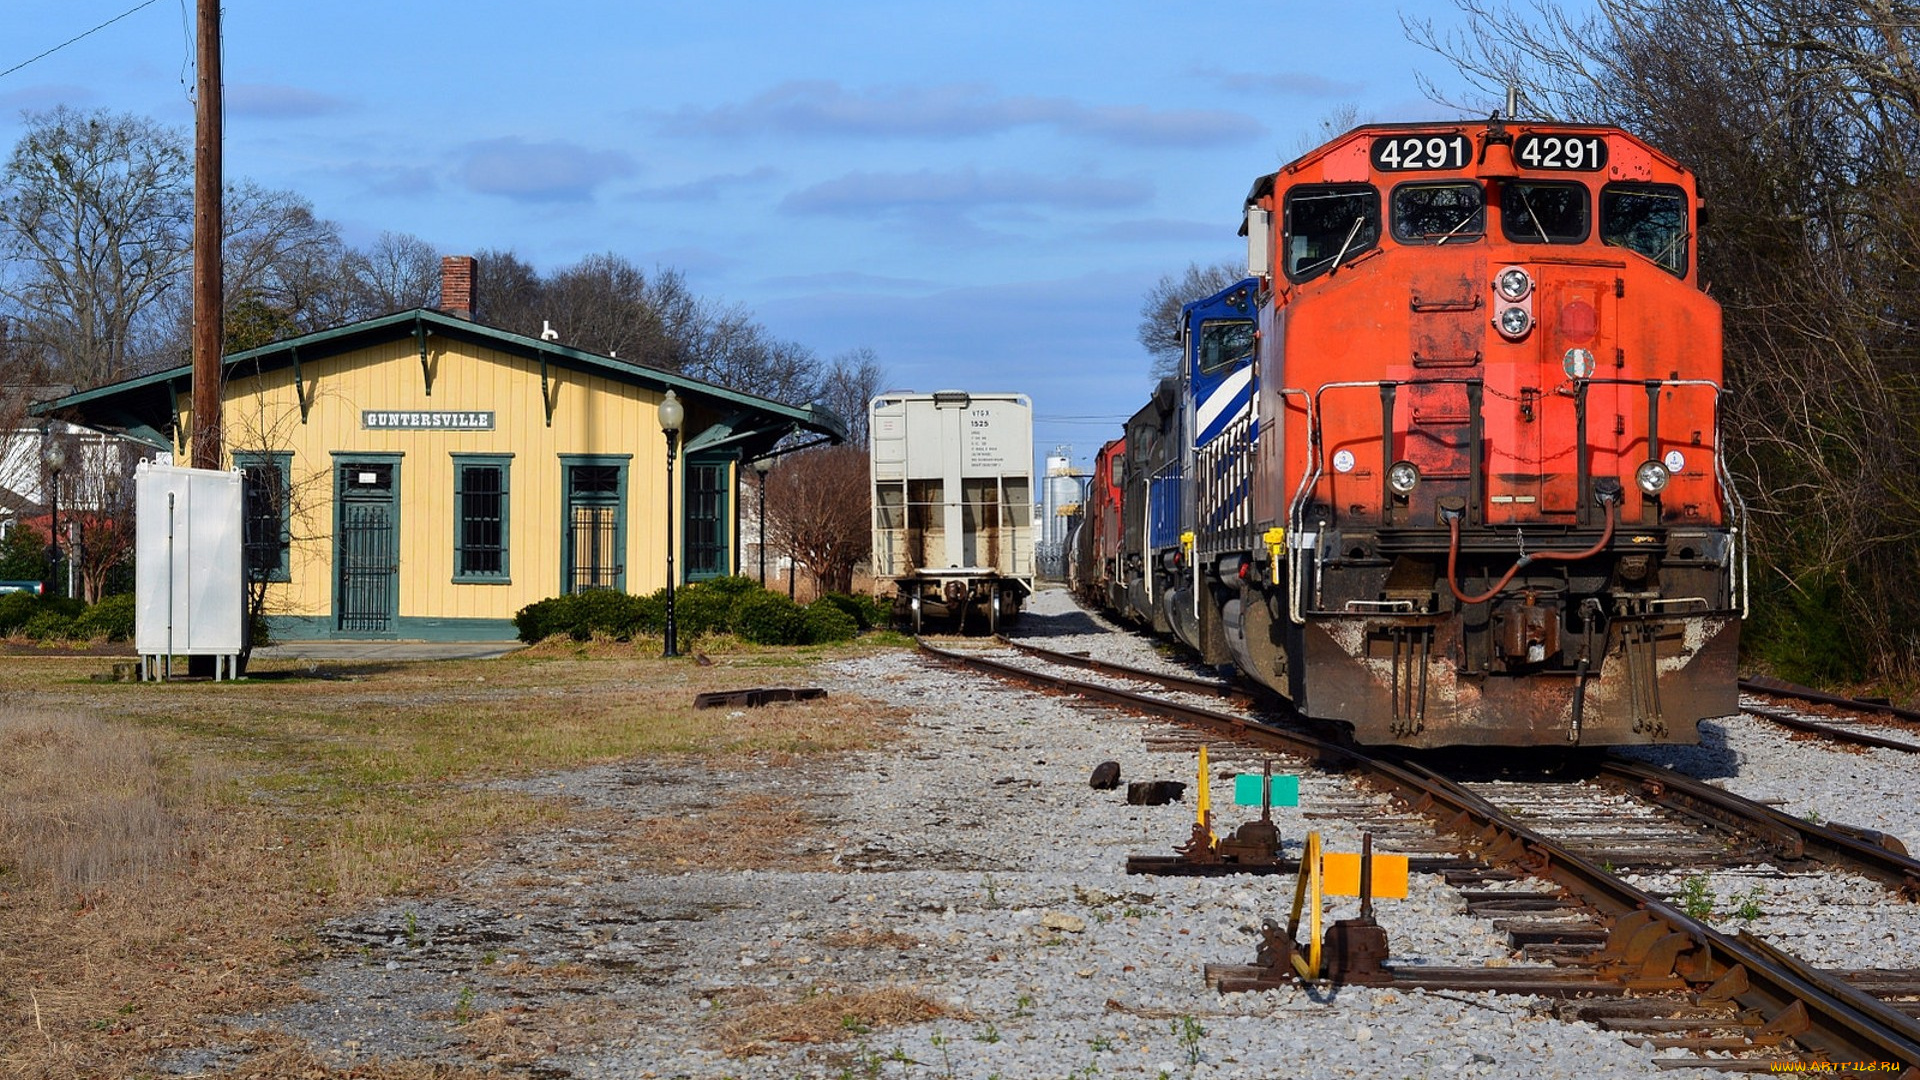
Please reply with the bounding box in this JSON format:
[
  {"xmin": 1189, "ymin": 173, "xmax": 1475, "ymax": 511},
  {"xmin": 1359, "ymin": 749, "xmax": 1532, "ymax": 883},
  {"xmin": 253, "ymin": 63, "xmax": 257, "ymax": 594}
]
[{"xmin": 870, "ymin": 390, "xmax": 1034, "ymax": 634}]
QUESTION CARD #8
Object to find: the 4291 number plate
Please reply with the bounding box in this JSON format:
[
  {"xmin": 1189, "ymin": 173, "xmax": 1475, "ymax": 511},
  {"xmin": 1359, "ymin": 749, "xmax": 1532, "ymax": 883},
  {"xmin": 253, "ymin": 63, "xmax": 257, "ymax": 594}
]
[
  {"xmin": 1370, "ymin": 132, "xmax": 1471, "ymax": 171},
  {"xmin": 1514, "ymin": 132, "xmax": 1608, "ymax": 171}
]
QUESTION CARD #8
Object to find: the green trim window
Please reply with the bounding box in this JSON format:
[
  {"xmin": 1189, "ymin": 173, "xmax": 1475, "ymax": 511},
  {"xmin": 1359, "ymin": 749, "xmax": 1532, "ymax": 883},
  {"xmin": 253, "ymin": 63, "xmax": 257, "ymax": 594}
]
[
  {"xmin": 453, "ymin": 453, "xmax": 512, "ymax": 583},
  {"xmin": 686, "ymin": 460, "xmax": 729, "ymax": 580},
  {"xmin": 234, "ymin": 450, "xmax": 292, "ymax": 582},
  {"xmin": 561, "ymin": 455, "xmax": 629, "ymax": 593}
]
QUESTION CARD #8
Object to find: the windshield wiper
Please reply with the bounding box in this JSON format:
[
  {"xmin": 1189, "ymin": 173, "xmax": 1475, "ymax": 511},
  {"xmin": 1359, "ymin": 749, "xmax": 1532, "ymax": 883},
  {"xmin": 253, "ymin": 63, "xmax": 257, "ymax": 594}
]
[
  {"xmin": 1434, "ymin": 211, "xmax": 1485, "ymax": 246},
  {"xmin": 1517, "ymin": 189, "xmax": 1551, "ymax": 242},
  {"xmin": 1654, "ymin": 230, "xmax": 1691, "ymax": 273},
  {"xmin": 1293, "ymin": 216, "xmax": 1370, "ymax": 277}
]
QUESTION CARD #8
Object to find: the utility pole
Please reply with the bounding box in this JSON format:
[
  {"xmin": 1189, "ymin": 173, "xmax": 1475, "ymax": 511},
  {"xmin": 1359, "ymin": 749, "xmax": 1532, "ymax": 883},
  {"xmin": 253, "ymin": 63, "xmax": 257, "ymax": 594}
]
[{"xmin": 191, "ymin": 0, "xmax": 223, "ymax": 469}]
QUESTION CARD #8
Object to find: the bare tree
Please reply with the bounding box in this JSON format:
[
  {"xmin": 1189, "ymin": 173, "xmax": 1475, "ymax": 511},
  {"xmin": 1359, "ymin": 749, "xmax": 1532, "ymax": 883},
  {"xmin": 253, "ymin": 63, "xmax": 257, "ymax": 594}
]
[
  {"xmin": 0, "ymin": 107, "xmax": 192, "ymax": 386},
  {"xmin": 765, "ymin": 443, "xmax": 869, "ymax": 596},
  {"xmin": 813, "ymin": 347, "xmax": 886, "ymax": 447},
  {"xmin": 470, "ymin": 250, "xmax": 829, "ymax": 405},
  {"xmin": 339, "ymin": 230, "xmax": 441, "ymax": 318},
  {"xmin": 1136, "ymin": 260, "xmax": 1246, "ymax": 379}
]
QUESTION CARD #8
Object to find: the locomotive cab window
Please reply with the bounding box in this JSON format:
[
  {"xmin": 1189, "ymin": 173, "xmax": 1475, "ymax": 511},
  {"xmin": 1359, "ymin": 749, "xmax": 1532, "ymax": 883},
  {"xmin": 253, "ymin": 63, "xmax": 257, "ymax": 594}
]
[
  {"xmin": 1500, "ymin": 180, "xmax": 1589, "ymax": 244},
  {"xmin": 1602, "ymin": 183, "xmax": 1689, "ymax": 276},
  {"xmin": 1196, "ymin": 319, "xmax": 1256, "ymax": 374},
  {"xmin": 1284, "ymin": 185, "xmax": 1380, "ymax": 281},
  {"xmin": 1391, "ymin": 181, "xmax": 1485, "ymax": 244}
]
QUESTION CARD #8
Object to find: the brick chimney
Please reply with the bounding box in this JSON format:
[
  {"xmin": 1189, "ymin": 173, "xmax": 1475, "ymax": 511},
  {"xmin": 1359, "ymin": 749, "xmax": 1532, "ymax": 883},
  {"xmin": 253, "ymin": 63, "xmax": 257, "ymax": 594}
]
[{"xmin": 441, "ymin": 255, "xmax": 476, "ymax": 320}]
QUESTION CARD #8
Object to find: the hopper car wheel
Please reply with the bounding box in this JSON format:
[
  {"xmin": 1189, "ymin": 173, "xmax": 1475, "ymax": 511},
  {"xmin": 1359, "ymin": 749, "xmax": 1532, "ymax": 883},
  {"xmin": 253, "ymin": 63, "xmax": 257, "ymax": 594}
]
[
  {"xmin": 989, "ymin": 589, "xmax": 1003, "ymax": 635},
  {"xmin": 910, "ymin": 594, "xmax": 924, "ymax": 635}
]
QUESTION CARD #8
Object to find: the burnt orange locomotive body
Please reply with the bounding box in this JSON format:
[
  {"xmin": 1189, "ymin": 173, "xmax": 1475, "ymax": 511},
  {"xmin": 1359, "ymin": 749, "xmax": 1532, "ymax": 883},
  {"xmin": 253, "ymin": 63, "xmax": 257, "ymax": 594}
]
[
  {"xmin": 1068, "ymin": 436, "xmax": 1128, "ymax": 614},
  {"xmin": 1216, "ymin": 119, "xmax": 1743, "ymax": 747}
]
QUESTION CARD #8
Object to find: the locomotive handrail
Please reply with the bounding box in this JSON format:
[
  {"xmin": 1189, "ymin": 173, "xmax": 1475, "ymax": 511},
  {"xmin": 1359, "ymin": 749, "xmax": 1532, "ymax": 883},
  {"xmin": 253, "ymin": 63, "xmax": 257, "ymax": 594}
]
[
  {"xmin": 1290, "ymin": 374, "xmax": 1745, "ymax": 612},
  {"xmin": 1279, "ymin": 386, "xmax": 1321, "ymax": 626}
]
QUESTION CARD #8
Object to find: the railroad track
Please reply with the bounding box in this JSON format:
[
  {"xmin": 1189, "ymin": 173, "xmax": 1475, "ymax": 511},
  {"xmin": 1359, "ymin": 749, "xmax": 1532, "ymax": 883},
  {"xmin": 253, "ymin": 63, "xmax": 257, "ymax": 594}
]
[
  {"xmin": 1738, "ymin": 676, "xmax": 1920, "ymax": 756},
  {"xmin": 919, "ymin": 635, "xmax": 1920, "ymax": 1075}
]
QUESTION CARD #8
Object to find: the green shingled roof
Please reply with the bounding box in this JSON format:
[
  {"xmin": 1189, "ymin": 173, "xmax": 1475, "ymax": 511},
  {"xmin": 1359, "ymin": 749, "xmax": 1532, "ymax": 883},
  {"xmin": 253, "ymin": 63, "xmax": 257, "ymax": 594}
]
[{"xmin": 30, "ymin": 308, "xmax": 849, "ymax": 451}]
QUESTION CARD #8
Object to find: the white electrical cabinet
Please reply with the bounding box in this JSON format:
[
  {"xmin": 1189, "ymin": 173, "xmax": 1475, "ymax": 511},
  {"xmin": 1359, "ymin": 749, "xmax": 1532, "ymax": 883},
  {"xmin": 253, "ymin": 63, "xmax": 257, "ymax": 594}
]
[{"xmin": 135, "ymin": 461, "xmax": 246, "ymax": 679}]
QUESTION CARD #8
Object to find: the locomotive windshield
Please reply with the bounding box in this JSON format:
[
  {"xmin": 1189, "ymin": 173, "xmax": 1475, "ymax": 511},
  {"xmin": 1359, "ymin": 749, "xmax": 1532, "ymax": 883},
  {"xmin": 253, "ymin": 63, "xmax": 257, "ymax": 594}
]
[
  {"xmin": 1197, "ymin": 320, "xmax": 1256, "ymax": 373},
  {"xmin": 1602, "ymin": 183, "xmax": 1689, "ymax": 276},
  {"xmin": 1391, "ymin": 182, "xmax": 1485, "ymax": 245},
  {"xmin": 1500, "ymin": 180, "xmax": 1589, "ymax": 244},
  {"xmin": 1285, "ymin": 185, "xmax": 1380, "ymax": 281}
]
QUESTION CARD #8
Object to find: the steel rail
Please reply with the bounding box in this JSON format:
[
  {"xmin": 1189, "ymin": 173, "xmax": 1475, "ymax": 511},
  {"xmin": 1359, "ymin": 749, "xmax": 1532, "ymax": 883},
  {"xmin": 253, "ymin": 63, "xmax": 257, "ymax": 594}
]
[
  {"xmin": 1741, "ymin": 675, "xmax": 1920, "ymax": 726},
  {"xmin": 1743, "ymin": 703, "xmax": 1920, "ymax": 755},
  {"xmin": 918, "ymin": 638, "xmax": 1920, "ymax": 1073},
  {"xmin": 1597, "ymin": 757, "xmax": 1920, "ymax": 896}
]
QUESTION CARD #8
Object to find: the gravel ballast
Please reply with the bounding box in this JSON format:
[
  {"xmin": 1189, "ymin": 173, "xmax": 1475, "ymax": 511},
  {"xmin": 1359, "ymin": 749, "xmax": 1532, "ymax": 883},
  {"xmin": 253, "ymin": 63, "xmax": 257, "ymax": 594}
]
[{"xmin": 203, "ymin": 588, "xmax": 1913, "ymax": 1079}]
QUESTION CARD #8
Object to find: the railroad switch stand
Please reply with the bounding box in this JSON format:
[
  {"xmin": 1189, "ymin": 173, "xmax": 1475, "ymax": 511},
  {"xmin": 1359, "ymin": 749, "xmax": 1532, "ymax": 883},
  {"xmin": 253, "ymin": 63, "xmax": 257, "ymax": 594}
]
[
  {"xmin": 1220, "ymin": 832, "xmax": 1399, "ymax": 989},
  {"xmin": 1176, "ymin": 755, "xmax": 1286, "ymax": 866}
]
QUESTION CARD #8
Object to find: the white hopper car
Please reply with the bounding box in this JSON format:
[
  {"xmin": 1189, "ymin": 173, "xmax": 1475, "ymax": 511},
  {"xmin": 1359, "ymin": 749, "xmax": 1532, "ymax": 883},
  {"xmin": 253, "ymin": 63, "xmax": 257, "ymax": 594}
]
[{"xmin": 869, "ymin": 390, "xmax": 1034, "ymax": 633}]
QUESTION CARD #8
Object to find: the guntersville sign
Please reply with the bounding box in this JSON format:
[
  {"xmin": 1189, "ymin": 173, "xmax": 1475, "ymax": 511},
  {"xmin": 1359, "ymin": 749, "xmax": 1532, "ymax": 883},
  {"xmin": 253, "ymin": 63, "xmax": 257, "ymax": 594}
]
[{"xmin": 361, "ymin": 410, "xmax": 495, "ymax": 431}]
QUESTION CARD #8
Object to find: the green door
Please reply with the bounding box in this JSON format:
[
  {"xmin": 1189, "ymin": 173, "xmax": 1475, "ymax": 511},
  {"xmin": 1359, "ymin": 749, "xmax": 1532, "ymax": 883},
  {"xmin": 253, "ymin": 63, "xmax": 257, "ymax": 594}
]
[{"xmin": 336, "ymin": 460, "xmax": 400, "ymax": 634}]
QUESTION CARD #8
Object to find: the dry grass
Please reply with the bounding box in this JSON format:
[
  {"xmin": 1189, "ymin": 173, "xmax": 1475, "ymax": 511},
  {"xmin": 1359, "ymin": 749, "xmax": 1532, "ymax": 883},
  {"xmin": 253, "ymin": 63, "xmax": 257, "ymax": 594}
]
[
  {"xmin": 0, "ymin": 644, "xmax": 906, "ymax": 1079},
  {"xmin": 0, "ymin": 710, "xmax": 181, "ymax": 894},
  {"xmin": 708, "ymin": 985, "xmax": 967, "ymax": 1057},
  {"xmin": 451, "ymin": 1002, "xmax": 619, "ymax": 1070}
]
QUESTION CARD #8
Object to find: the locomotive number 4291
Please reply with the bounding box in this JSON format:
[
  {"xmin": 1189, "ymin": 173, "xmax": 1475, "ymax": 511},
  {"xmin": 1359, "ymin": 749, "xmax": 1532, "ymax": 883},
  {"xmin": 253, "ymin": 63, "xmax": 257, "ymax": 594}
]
[
  {"xmin": 1514, "ymin": 132, "xmax": 1609, "ymax": 171},
  {"xmin": 1370, "ymin": 133, "xmax": 1471, "ymax": 171}
]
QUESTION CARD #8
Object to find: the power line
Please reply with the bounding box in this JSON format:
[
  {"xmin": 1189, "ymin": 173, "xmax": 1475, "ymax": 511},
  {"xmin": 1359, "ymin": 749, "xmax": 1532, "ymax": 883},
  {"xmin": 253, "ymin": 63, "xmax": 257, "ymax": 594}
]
[{"xmin": 0, "ymin": 0, "xmax": 165, "ymax": 82}]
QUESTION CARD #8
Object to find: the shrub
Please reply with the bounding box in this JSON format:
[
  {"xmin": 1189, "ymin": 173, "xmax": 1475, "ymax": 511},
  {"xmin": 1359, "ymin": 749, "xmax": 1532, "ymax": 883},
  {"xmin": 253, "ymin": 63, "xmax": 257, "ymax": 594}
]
[
  {"xmin": 21, "ymin": 610, "xmax": 76, "ymax": 642},
  {"xmin": 697, "ymin": 575, "xmax": 761, "ymax": 600},
  {"xmin": 73, "ymin": 593, "xmax": 137, "ymax": 641},
  {"xmin": 730, "ymin": 591, "xmax": 804, "ymax": 644},
  {"xmin": 0, "ymin": 590, "xmax": 40, "ymax": 635},
  {"xmin": 0, "ymin": 525, "xmax": 48, "ymax": 582},
  {"xmin": 801, "ymin": 601, "xmax": 860, "ymax": 644},
  {"xmin": 646, "ymin": 581, "xmax": 737, "ymax": 641},
  {"xmin": 512, "ymin": 591, "xmax": 657, "ymax": 644},
  {"xmin": 817, "ymin": 591, "xmax": 887, "ymax": 631},
  {"xmin": 513, "ymin": 596, "xmax": 566, "ymax": 643},
  {"xmin": 570, "ymin": 589, "xmax": 652, "ymax": 640}
]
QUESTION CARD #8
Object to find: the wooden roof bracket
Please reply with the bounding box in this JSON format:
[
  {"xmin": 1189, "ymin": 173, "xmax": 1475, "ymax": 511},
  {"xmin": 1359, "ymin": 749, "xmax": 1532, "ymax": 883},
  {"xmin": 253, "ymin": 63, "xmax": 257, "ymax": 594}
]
[
  {"xmin": 291, "ymin": 345, "xmax": 312, "ymax": 422},
  {"xmin": 539, "ymin": 351, "xmax": 555, "ymax": 427},
  {"xmin": 415, "ymin": 317, "xmax": 434, "ymax": 396}
]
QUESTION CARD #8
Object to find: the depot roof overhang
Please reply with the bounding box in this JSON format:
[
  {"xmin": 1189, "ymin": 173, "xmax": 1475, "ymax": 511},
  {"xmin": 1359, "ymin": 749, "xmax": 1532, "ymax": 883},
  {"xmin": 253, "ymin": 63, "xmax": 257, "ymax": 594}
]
[{"xmin": 28, "ymin": 308, "xmax": 848, "ymax": 460}]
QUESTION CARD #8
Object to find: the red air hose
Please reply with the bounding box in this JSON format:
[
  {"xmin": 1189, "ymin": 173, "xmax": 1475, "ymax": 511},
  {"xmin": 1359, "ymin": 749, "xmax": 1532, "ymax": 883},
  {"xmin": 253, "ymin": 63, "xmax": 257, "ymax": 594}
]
[{"xmin": 1446, "ymin": 500, "xmax": 1617, "ymax": 605}]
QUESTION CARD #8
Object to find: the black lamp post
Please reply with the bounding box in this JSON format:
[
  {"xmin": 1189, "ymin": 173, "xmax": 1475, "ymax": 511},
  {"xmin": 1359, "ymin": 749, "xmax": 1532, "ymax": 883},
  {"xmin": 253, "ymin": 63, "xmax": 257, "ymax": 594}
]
[
  {"xmin": 753, "ymin": 456, "xmax": 772, "ymax": 586},
  {"xmin": 658, "ymin": 389, "xmax": 684, "ymax": 658},
  {"xmin": 41, "ymin": 431, "xmax": 64, "ymax": 597}
]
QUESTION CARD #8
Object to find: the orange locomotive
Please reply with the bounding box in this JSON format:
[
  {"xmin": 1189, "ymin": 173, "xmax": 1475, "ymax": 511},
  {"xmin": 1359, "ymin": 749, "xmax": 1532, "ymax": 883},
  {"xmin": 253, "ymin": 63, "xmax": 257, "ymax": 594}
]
[
  {"xmin": 1067, "ymin": 436, "xmax": 1127, "ymax": 615},
  {"xmin": 1200, "ymin": 117, "xmax": 1744, "ymax": 747}
]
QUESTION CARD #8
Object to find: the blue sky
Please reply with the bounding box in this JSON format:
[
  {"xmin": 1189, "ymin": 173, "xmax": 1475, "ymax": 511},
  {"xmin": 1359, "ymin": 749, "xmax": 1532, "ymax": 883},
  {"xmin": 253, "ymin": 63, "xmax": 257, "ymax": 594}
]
[{"xmin": 2, "ymin": 0, "xmax": 1493, "ymax": 470}]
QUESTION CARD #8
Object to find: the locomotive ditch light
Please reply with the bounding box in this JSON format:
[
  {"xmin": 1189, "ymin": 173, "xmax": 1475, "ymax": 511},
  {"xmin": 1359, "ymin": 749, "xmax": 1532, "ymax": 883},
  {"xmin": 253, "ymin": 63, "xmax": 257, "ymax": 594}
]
[
  {"xmin": 1387, "ymin": 460, "xmax": 1420, "ymax": 496},
  {"xmin": 1635, "ymin": 460, "xmax": 1672, "ymax": 495},
  {"xmin": 1495, "ymin": 266, "xmax": 1533, "ymax": 301},
  {"xmin": 1497, "ymin": 305, "xmax": 1532, "ymax": 338}
]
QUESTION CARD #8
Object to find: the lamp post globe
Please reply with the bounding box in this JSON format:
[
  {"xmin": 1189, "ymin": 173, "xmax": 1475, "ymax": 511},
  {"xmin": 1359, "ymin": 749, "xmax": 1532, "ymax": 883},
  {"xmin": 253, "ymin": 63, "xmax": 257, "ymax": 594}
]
[{"xmin": 657, "ymin": 390, "xmax": 684, "ymax": 658}]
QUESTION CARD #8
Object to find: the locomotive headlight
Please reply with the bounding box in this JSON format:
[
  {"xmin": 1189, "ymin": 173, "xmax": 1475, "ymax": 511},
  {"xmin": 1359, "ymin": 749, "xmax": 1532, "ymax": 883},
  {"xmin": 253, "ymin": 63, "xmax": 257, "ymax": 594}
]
[
  {"xmin": 1387, "ymin": 460, "xmax": 1420, "ymax": 496},
  {"xmin": 1497, "ymin": 305, "xmax": 1532, "ymax": 338},
  {"xmin": 1635, "ymin": 460, "xmax": 1671, "ymax": 495},
  {"xmin": 1495, "ymin": 266, "xmax": 1533, "ymax": 301}
]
